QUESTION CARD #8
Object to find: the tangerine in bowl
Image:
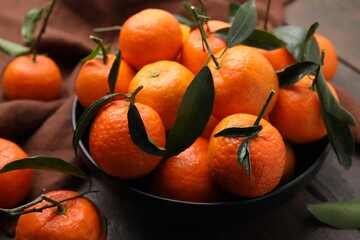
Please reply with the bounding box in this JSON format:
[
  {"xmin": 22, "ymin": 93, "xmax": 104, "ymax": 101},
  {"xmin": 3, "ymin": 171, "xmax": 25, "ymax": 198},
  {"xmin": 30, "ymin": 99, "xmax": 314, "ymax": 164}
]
[{"xmin": 72, "ymin": 97, "xmax": 330, "ymax": 222}]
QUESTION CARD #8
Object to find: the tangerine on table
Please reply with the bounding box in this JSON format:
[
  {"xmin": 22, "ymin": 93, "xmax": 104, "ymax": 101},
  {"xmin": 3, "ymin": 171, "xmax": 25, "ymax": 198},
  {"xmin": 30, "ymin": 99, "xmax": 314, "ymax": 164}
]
[
  {"xmin": 152, "ymin": 137, "xmax": 222, "ymax": 202},
  {"xmin": 89, "ymin": 100, "xmax": 166, "ymax": 179},
  {"xmin": 269, "ymin": 75, "xmax": 338, "ymax": 144},
  {"xmin": 314, "ymin": 33, "xmax": 338, "ymax": 81},
  {"xmin": 119, "ymin": 8, "xmax": 183, "ymax": 70},
  {"xmin": 180, "ymin": 20, "xmax": 230, "ymax": 75},
  {"xmin": 207, "ymin": 113, "xmax": 286, "ymax": 198},
  {"xmin": 15, "ymin": 190, "xmax": 105, "ymax": 240},
  {"xmin": 2, "ymin": 54, "xmax": 62, "ymax": 101},
  {"xmin": 208, "ymin": 45, "xmax": 279, "ymax": 120},
  {"xmin": 128, "ymin": 60, "xmax": 194, "ymax": 131},
  {"xmin": 75, "ymin": 54, "xmax": 135, "ymax": 108},
  {"xmin": 0, "ymin": 138, "xmax": 33, "ymax": 209}
]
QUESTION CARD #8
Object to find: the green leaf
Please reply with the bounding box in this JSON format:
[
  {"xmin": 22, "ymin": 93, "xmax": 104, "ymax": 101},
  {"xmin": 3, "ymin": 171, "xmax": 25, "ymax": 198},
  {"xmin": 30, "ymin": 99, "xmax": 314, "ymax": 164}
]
[
  {"xmin": 214, "ymin": 125, "xmax": 262, "ymax": 138},
  {"xmin": 277, "ymin": 61, "xmax": 318, "ymax": 88},
  {"xmin": 316, "ymin": 71, "xmax": 355, "ymax": 169},
  {"xmin": 22, "ymin": 6, "xmax": 44, "ymax": 42},
  {"xmin": 272, "ymin": 25, "xmax": 308, "ymax": 61},
  {"xmin": 173, "ymin": 14, "xmax": 196, "ymax": 28},
  {"xmin": 237, "ymin": 138, "xmax": 252, "ymax": 183},
  {"xmin": 108, "ymin": 50, "xmax": 122, "ymax": 94},
  {"xmin": 127, "ymin": 102, "xmax": 166, "ymax": 156},
  {"xmin": 81, "ymin": 46, "xmax": 101, "ymax": 62},
  {"xmin": 183, "ymin": 1, "xmax": 197, "ymax": 22},
  {"xmin": 0, "ymin": 156, "xmax": 89, "ymax": 181},
  {"xmin": 72, "ymin": 93, "xmax": 121, "ymax": 154},
  {"xmin": 226, "ymin": 0, "xmax": 257, "ymax": 48},
  {"xmin": 241, "ymin": 29, "xmax": 287, "ymax": 50},
  {"xmin": 0, "ymin": 38, "xmax": 30, "ymax": 56},
  {"xmin": 308, "ymin": 200, "xmax": 360, "ymax": 229},
  {"xmin": 301, "ymin": 22, "xmax": 320, "ymax": 62},
  {"xmin": 164, "ymin": 66, "xmax": 214, "ymax": 160}
]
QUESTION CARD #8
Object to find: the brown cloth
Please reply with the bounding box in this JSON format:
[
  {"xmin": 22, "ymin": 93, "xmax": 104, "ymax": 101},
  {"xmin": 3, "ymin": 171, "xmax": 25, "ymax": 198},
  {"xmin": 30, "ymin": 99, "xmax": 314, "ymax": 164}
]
[{"xmin": 0, "ymin": 0, "xmax": 358, "ymax": 237}]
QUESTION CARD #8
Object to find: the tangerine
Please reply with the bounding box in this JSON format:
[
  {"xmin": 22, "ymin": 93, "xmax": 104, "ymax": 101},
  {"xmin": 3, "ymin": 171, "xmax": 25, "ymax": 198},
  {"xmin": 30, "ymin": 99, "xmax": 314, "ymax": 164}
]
[
  {"xmin": 181, "ymin": 20, "xmax": 230, "ymax": 74},
  {"xmin": 128, "ymin": 60, "xmax": 194, "ymax": 131},
  {"xmin": 257, "ymin": 47, "xmax": 296, "ymax": 71},
  {"xmin": 15, "ymin": 190, "xmax": 105, "ymax": 240},
  {"xmin": 269, "ymin": 75, "xmax": 338, "ymax": 144},
  {"xmin": 314, "ymin": 33, "xmax": 338, "ymax": 80},
  {"xmin": 0, "ymin": 138, "xmax": 33, "ymax": 209},
  {"xmin": 152, "ymin": 137, "xmax": 222, "ymax": 202},
  {"xmin": 207, "ymin": 113, "xmax": 286, "ymax": 198},
  {"xmin": 119, "ymin": 8, "xmax": 183, "ymax": 70},
  {"xmin": 89, "ymin": 100, "xmax": 166, "ymax": 179},
  {"xmin": 208, "ymin": 45, "xmax": 279, "ymax": 119},
  {"xmin": 2, "ymin": 54, "xmax": 62, "ymax": 101},
  {"xmin": 75, "ymin": 54, "xmax": 135, "ymax": 108}
]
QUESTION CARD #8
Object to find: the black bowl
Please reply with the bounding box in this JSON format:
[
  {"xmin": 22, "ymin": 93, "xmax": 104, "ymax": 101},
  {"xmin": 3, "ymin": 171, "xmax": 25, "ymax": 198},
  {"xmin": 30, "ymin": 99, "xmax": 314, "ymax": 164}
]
[{"xmin": 72, "ymin": 97, "xmax": 330, "ymax": 222}]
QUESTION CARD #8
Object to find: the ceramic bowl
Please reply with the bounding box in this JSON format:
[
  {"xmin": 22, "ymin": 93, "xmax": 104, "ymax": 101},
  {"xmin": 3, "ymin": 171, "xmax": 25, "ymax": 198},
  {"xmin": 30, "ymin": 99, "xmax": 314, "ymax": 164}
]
[{"xmin": 72, "ymin": 97, "xmax": 330, "ymax": 222}]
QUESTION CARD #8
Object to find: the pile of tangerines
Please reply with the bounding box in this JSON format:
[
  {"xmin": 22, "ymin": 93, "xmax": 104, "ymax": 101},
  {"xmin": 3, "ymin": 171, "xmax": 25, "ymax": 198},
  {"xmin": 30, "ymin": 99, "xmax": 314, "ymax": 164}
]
[{"xmin": 0, "ymin": 0, "xmax": 352, "ymax": 239}]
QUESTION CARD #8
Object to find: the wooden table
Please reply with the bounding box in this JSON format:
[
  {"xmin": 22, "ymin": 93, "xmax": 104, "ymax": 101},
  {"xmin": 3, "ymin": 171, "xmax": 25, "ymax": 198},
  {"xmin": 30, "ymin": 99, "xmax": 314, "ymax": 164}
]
[{"xmin": 1, "ymin": 0, "xmax": 359, "ymax": 239}]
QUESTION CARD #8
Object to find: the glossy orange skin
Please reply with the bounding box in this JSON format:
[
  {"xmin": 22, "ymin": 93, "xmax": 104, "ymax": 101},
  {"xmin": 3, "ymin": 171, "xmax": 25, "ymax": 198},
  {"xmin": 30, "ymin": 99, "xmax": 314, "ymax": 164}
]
[
  {"xmin": 119, "ymin": 8, "xmax": 183, "ymax": 70},
  {"xmin": 257, "ymin": 47, "xmax": 296, "ymax": 71},
  {"xmin": 15, "ymin": 190, "xmax": 105, "ymax": 240},
  {"xmin": 89, "ymin": 100, "xmax": 166, "ymax": 179},
  {"xmin": 0, "ymin": 138, "xmax": 33, "ymax": 208},
  {"xmin": 2, "ymin": 54, "xmax": 62, "ymax": 101},
  {"xmin": 207, "ymin": 113, "xmax": 286, "ymax": 198},
  {"xmin": 152, "ymin": 137, "xmax": 222, "ymax": 202},
  {"xmin": 75, "ymin": 55, "xmax": 135, "ymax": 108}
]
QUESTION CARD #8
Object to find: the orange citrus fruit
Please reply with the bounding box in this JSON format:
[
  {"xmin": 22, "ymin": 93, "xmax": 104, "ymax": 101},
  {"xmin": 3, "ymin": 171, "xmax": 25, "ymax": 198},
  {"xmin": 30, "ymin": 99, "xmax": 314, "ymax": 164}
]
[
  {"xmin": 2, "ymin": 54, "xmax": 62, "ymax": 101},
  {"xmin": 152, "ymin": 137, "xmax": 222, "ymax": 202},
  {"xmin": 181, "ymin": 20, "xmax": 230, "ymax": 74},
  {"xmin": 89, "ymin": 100, "xmax": 166, "ymax": 179},
  {"xmin": 75, "ymin": 54, "xmax": 135, "ymax": 108},
  {"xmin": 15, "ymin": 190, "xmax": 105, "ymax": 240},
  {"xmin": 314, "ymin": 33, "xmax": 338, "ymax": 81},
  {"xmin": 207, "ymin": 113, "xmax": 286, "ymax": 198},
  {"xmin": 128, "ymin": 60, "xmax": 194, "ymax": 131},
  {"xmin": 257, "ymin": 47, "xmax": 296, "ymax": 71},
  {"xmin": 119, "ymin": 8, "xmax": 183, "ymax": 70},
  {"xmin": 269, "ymin": 75, "xmax": 338, "ymax": 144},
  {"xmin": 0, "ymin": 138, "xmax": 33, "ymax": 209},
  {"xmin": 208, "ymin": 45, "xmax": 279, "ymax": 120}
]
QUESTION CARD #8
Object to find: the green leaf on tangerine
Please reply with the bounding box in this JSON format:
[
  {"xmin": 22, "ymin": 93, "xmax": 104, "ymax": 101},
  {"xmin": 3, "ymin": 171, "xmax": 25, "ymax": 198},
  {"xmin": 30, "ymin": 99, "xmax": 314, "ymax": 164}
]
[
  {"xmin": 277, "ymin": 61, "xmax": 318, "ymax": 88},
  {"xmin": 237, "ymin": 137, "xmax": 252, "ymax": 183},
  {"xmin": 22, "ymin": 6, "xmax": 44, "ymax": 43},
  {"xmin": 81, "ymin": 45, "xmax": 101, "ymax": 62},
  {"xmin": 214, "ymin": 125, "xmax": 262, "ymax": 138},
  {"xmin": 127, "ymin": 102, "xmax": 166, "ymax": 156},
  {"xmin": 72, "ymin": 93, "xmax": 121, "ymax": 154},
  {"xmin": 0, "ymin": 156, "xmax": 89, "ymax": 181},
  {"xmin": 108, "ymin": 50, "xmax": 122, "ymax": 94},
  {"xmin": 164, "ymin": 66, "xmax": 214, "ymax": 160},
  {"xmin": 308, "ymin": 200, "xmax": 360, "ymax": 229},
  {"xmin": 227, "ymin": 2, "xmax": 241, "ymax": 24},
  {"xmin": 272, "ymin": 25, "xmax": 308, "ymax": 61},
  {"xmin": 316, "ymin": 71, "xmax": 355, "ymax": 169},
  {"xmin": 301, "ymin": 22, "xmax": 320, "ymax": 62},
  {"xmin": 242, "ymin": 29, "xmax": 287, "ymax": 50},
  {"xmin": 0, "ymin": 38, "xmax": 30, "ymax": 56},
  {"xmin": 226, "ymin": 0, "xmax": 257, "ymax": 48}
]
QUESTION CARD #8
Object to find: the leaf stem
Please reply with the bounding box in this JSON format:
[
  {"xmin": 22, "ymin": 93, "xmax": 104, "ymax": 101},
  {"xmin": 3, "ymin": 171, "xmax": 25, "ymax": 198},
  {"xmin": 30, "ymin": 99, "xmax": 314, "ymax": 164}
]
[
  {"xmin": 191, "ymin": 7, "xmax": 220, "ymax": 69},
  {"xmin": 254, "ymin": 89, "xmax": 275, "ymax": 125},
  {"xmin": 31, "ymin": 0, "xmax": 57, "ymax": 62},
  {"xmin": 90, "ymin": 35, "xmax": 108, "ymax": 65},
  {"xmin": 263, "ymin": 0, "xmax": 272, "ymax": 31}
]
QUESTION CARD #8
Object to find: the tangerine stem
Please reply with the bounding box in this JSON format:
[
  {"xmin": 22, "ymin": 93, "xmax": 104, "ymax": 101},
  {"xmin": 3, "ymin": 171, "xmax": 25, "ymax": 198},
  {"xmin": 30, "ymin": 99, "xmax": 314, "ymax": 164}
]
[
  {"xmin": 90, "ymin": 35, "xmax": 108, "ymax": 65},
  {"xmin": 127, "ymin": 85, "xmax": 144, "ymax": 104},
  {"xmin": 254, "ymin": 89, "xmax": 275, "ymax": 126},
  {"xmin": 191, "ymin": 7, "xmax": 220, "ymax": 69},
  {"xmin": 31, "ymin": 0, "xmax": 57, "ymax": 62},
  {"xmin": 93, "ymin": 25, "xmax": 122, "ymax": 33}
]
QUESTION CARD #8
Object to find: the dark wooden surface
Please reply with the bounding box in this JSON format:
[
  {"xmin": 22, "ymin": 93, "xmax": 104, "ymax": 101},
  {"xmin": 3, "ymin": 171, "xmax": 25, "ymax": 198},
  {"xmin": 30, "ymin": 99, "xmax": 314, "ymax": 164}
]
[{"xmin": 1, "ymin": 0, "xmax": 359, "ymax": 239}]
